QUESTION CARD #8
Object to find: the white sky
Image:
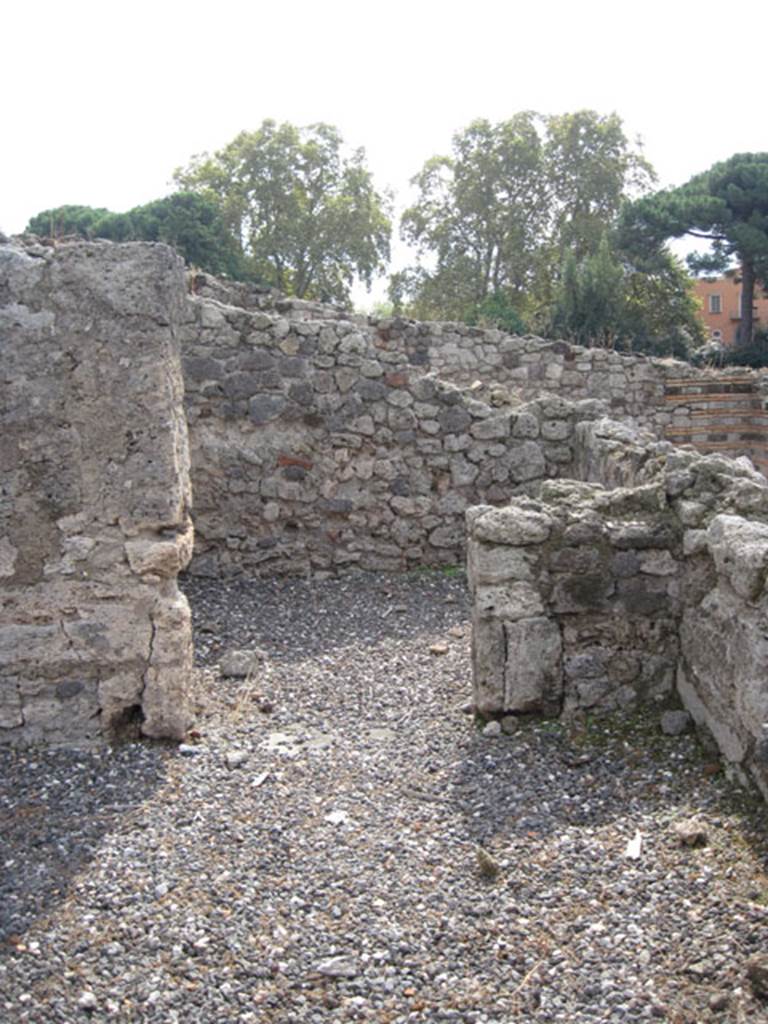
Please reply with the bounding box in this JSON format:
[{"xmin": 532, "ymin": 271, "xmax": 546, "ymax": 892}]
[{"xmin": 4, "ymin": 0, "xmax": 766, "ymax": 303}]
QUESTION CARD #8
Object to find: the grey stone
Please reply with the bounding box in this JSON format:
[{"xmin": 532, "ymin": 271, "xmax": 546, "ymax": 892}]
[
  {"xmin": 672, "ymin": 818, "xmax": 708, "ymax": 847},
  {"xmin": 220, "ymin": 648, "xmax": 266, "ymax": 678},
  {"xmin": 503, "ymin": 617, "xmax": 563, "ymax": 714},
  {"xmin": 1, "ymin": 239, "xmax": 193, "ymax": 746},
  {"xmin": 248, "ymin": 394, "xmax": 286, "ymax": 424},
  {"xmin": 225, "ymin": 749, "xmax": 249, "ymax": 769},
  {"xmin": 507, "ymin": 441, "xmax": 546, "ymax": 482},
  {"xmin": 469, "ymin": 506, "xmax": 552, "ymax": 546},
  {"xmin": 316, "ymin": 955, "xmax": 359, "ymax": 978},
  {"xmin": 660, "ymin": 710, "xmax": 693, "ymax": 736}
]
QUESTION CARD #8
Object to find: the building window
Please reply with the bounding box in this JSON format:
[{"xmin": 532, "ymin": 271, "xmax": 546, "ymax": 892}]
[{"xmin": 709, "ymin": 294, "xmax": 722, "ymax": 313}]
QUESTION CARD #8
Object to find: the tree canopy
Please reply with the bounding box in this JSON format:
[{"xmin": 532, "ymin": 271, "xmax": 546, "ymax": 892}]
[
  {"xmin": 26, "ymin": 193, "xmax": 246, "ymax": 279},
  {"xmin": 551, "ymin": 235, "xmax": 705, "ymax": 356},
  {"xmin": 174, "ymin": 119, "xmax": 392, "ymax": 304},
  {"xmin": 393, "ymin": 110, "xmax": 655, "ymax": 327},
  {"xmin": 620, "ymin": 153, "xmax": 768, "ymax": 344}
]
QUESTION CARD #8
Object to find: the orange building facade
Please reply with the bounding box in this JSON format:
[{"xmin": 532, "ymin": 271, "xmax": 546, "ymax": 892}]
[{"xmin": 694, "ymin": 272, "xmax": 768, "ymax": 346}]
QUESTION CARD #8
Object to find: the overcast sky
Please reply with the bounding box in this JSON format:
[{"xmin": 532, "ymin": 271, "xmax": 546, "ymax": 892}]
[{"xmin": 4, "ymin": 0, "xmax": 766, "ymax": 301}]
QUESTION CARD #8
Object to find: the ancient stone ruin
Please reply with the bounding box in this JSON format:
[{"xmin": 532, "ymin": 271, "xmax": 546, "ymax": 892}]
[
  {"xmin": 467, "ymin": 420, "xmax": 768, "ymax": 801},
  {"xmin": 2, "ymin": 237, "xmax": 767, "ymax": 803},
  {"xmin": 1, "ymin": 241, "xmax": 194, "ymax": 744}
]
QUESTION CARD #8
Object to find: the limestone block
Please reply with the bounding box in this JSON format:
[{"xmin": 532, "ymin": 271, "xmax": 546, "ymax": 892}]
[
  {"xmin": 468, "ymin": 505, "xmax": 552, "ymax": 546},
  {"xmin": 706, "ymin": 514, "xmax": 768, "ymax": 601},
  {"xmin": 141, "ymin": 592, "xmax": 194, "ymax": 740},
  {"xmin": 503, "ymin": 618, "xmax": 563, "ymax": 714},
  {"xmin": 1, "ymin": 240, "xmax": 194, "ymax": 746},
  {"xmin": 469, "ymin": 415, "xmax": 510, "ymax": 440},
  {"xmin": 474, "ymin": 582, "xmax": 544, "ymax": 621},
  {"xmin": 471, "ymin": 615, "xmax": 506, "ymax": 715},
  {"xmin": 428, "ymin": 524, "xmax": 464, "ymax": 548},
  {"xmin": 466, "ymin": 539, "xmax": 538, "ymax": 584},
  {"xmin": 507, "ymin": 441, "xmax": 546, "ymax": 482},
  {"xmin": 552, "ymin": 573, "xmax": 615, "ymax": 614},
  {"xmin": 541, "ymin": 419, "xmax": 572, "ymax": 441},
  {"xmin": 125, "ymin": 522, "xmax": 194, "ymax": 578},
  {"xmin": 63, "ymin": 606, "xmax": 154, "ymax": 664},
  {"xmin": 639, "ymin": 550, "xmax": 678, "ymax": 576}
]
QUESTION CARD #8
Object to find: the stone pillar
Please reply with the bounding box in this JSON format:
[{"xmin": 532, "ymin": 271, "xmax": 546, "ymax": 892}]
[
  {"xmin": 467, "ymin": 482, "xmax": 682, "ymax": 721},
  {"xmin": 467, "ymin": 504, "xmax": 561, "ymax": 717},
  {"xmin": 1, "ymin": 240, "xmax": 194, "ymax": 745}
]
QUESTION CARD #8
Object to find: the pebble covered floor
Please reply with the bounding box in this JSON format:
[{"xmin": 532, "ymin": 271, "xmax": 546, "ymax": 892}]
[{"xmin": 1, "ymin": 571, "xmax": 767, "ymax": 1023}]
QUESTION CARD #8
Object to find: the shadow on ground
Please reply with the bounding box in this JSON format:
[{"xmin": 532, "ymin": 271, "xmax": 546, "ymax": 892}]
[{"xmin": 0, "ymin": 746, "xmax": 169, "ymax": 944}]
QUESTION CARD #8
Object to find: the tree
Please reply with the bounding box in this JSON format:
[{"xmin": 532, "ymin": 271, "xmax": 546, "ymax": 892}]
[
  {"xmin": 27, "ymin": 205, "xmax": 110, "ymax": 239},
  {"xmin": 552, "ymin": 232, "xmax": 705, "ymax": 355},
  {"xmin": 545, "ymin": 110, "xmax": 655, "ymax": 264},
  {"xmin": 26, "ymin": 193, "xmax": 247, "ymax": 278},
  {"xmin": 174, "ymin": 120, "xmax": 391, "ymax": 304},
  {"xmin": 393, "ymin": 110, "xmax": 654, "ymax": 328},
  {"xmin": 620, "ymin": 153, "xmax": 768, "ymax": 344},
  {"xmin": 398, "ymin": 113, "xmax": 548, "ymax": 321},
  {"xmin": 552, "ymin": 234, "xmax": 624, "ymax": 347}
]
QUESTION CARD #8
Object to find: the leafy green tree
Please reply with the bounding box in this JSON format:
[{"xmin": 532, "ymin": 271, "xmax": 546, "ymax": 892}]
[
  {"xmin": 398, "ymin": 113, "xmax": 548, "ymax": 321},
  {"xmin": 174, "ymin": 119, "xmax": 391, "ymax": 304},
  {"xmin": 120, "ymin": 193, "xmax": 247, "ymax": 278},
  {"xmin": 465, "ymin": 291, "xmax": 528, "ymax": 334},
  {"xmin": 552, "ymin": 235, "xmax": 625, "ymax": 347},
  {"xmin": 619, "ymin": 250, "xmax": 706, "ymax": 357},
  {"xmin": 552, "ymin": 233, "xmax": 705, "ymax": 355},
  {"xmin": 394, "ymin": 110, "xmax": 654, "ymax": 327},
  {"xmin": 620, "ymin": 153, "xmax": 768, "ymax": 344},
  {"xmin": 27, "ymin": 205, "xmax": 110, "ymax": 239},
  {"xmin": 26, "ymin": 193, "xmax": 247, "ymax": 278},
  {"xmin": 545, "ymin": 110, "xmax": 655, "ymax": 263}
]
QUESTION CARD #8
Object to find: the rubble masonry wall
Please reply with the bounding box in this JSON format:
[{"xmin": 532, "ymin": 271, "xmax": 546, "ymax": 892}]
[
  {"xmin": 467, "ymin": 420, "xmax": 768, "ymax": 800},
  {"xmin": 1, "ymin": 240, "xmax": 194, "ymax": 745},
  {"xmin": 182, "ymin": 280, "xmax": 768, "ymax": 576}
]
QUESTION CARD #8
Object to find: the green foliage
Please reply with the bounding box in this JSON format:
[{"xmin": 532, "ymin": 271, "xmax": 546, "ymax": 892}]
[
  {"xmin": 174, "ymin": 119, "xmax": 391, "ymax": 304},
  {"xmin": 552, "ymin": 235, "xmax": 624, "ymax": 347},
  {"xmin": 465, "ymin": 291, "xmax": 528, "ymax": 334},
  {"xmin": 27, "ymin": 205, "xmax": 110, "ymax": 239},
  {"xmin": 620, "ymin": 153, "xmax": 768, "ymax": 343},
  {"xmin": 619, "ymin": 254, "xmax": 706, "ymax": 358},
  {"xmin": 121, "ymin": 193, "xmax": 247, "ymax": 278},
  {"xmin": 26, "ymin": 193, "xmax": 247, "ymax": 279},
  {"xmin": 545, "ymin": 110, "xmax": 655, "ymax": 263},
  {"xmin": 551, "ymin": 234, "xmax": 705, "ymax": 356},
  {"xmin": 393, "ymin": 110, "xmax": 655, "ymax": 330},
  {"xmin": 398, "ymin": 113, "xmax": 548, "ymax": 319},
  {"xmin": 716, "ymin": 329, "xmax": 768, "ymax": 368}
]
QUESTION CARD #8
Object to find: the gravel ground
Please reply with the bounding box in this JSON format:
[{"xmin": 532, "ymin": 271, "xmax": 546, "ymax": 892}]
[{"xmin": 1, "ymin": 570, "xmax": 768, "ymax": 1023}]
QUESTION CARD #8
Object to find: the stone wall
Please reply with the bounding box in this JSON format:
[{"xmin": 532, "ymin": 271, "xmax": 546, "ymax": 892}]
[
  {"xmin": 1, "ymin": 240, "xmax": 194, "ymax": 746},
  {"xmin": 182, "ymin": 279, "xmax": 768, "ymax": 577},
  {"xmin": 4, "ymin": 245, "xmax": 768, "ymax": 768},
  {"xmin": 467, "ymin": 420, "xmax": 768, "ymax": 801},
  {"xmin": 180, "ymin": 292, "xmax": 621, "ymax": 576}
]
